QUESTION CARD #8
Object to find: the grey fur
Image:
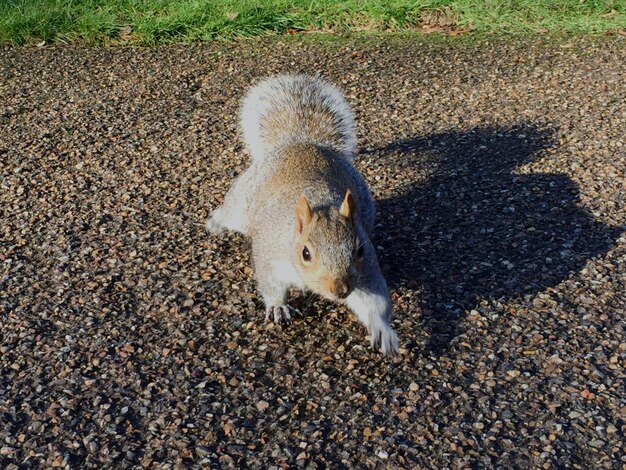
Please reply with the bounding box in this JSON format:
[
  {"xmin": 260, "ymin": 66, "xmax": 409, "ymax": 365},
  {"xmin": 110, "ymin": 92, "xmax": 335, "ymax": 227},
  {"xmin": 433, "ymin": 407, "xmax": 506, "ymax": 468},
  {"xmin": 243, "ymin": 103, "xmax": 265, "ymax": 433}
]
[
  {"xmin": 240, "ymin": 74, "xmax": 357, "ymax": 161},
  {"xmin": 207, "ymin": 75, "xmax": 398, "ymax": 356}
]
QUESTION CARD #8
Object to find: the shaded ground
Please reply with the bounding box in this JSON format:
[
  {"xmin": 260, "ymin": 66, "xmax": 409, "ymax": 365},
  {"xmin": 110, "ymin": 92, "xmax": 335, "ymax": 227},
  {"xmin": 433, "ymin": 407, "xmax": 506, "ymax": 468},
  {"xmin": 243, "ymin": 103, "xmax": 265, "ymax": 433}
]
[{"xmin": 1, "ymin": 36, "xmax": 625, "ymax": 468}]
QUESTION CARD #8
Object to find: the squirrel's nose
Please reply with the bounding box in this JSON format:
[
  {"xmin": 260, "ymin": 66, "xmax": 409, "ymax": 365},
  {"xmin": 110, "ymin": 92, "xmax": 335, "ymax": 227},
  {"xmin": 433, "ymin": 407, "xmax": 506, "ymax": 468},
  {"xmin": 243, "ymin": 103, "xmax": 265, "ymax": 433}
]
[{"xmin": 331, "ymin": 278, "xmax": 352, "ymax": 299}]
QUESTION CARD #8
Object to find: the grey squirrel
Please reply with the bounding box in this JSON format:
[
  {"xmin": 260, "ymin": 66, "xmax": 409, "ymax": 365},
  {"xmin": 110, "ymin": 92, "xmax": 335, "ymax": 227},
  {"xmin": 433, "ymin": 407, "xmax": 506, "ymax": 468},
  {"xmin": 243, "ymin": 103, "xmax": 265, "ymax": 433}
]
[{"xmin": 207, "ymin": 74, "xmax": 399, "ymax": 356}]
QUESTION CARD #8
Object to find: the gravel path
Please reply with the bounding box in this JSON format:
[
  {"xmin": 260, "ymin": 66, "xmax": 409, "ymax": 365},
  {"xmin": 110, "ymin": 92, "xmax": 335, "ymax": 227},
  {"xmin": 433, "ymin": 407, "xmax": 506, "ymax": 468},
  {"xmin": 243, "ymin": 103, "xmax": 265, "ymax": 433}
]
[{"xmin": 1, "ymin": 37, "xmax": 625, "ymax": 469}]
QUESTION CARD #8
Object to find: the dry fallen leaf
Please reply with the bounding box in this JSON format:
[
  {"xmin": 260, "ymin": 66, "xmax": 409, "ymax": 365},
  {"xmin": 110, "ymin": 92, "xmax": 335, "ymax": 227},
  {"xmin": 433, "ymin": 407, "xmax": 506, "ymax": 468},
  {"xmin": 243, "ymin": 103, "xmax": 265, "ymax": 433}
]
[
  {"xmin": 418, "ymin": 25, "xmax": 446, "ymax": 34},
  {"xmin": 119, "ymin": 25, "xmax": 132, "ymax": 39},
  {"xmin": 447, "ymin": 27, "xmax": 472, "ymax": 36}
]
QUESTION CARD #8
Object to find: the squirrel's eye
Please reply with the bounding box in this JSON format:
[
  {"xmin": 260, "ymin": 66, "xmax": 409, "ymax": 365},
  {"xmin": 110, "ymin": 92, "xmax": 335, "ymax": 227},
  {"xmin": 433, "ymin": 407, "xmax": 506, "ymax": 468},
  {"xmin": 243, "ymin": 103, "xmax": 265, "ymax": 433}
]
[
  {"xmin": 356, "ymin": 244, "xmax": 364, "ymax": 258},
  {"xmin": 302, "ymin": 246, "xmax": 312, "ymax": 262}
]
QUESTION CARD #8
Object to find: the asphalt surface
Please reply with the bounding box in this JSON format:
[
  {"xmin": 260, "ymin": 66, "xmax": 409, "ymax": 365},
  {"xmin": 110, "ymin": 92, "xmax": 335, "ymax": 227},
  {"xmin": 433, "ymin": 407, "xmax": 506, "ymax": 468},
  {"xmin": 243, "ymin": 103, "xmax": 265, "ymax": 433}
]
[{"xmin": 1, "ymin": 36, "xmax": 625, "ymax": 468}]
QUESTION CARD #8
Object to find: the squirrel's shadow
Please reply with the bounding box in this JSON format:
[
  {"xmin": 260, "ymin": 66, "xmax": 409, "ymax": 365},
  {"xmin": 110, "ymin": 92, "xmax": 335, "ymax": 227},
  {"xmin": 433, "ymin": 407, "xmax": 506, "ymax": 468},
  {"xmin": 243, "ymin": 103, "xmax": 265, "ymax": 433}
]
[{"xmin": 368, "ymin": 124, "xmax": 622, "ymax": 354}]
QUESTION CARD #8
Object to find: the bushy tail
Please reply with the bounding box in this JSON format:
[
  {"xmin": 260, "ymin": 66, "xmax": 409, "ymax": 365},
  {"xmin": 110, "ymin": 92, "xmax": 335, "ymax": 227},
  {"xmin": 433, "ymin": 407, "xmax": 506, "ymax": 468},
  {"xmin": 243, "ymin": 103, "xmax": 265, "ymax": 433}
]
[{"xmin": 240, "ymin": 74, "xmax": 356, "ymax": 162}]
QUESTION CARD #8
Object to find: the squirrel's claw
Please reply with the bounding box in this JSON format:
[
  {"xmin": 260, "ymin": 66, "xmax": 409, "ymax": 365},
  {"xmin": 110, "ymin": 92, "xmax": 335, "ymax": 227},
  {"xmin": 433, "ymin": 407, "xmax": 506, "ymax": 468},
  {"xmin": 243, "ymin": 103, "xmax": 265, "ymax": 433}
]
[
  {"xmin": 370, "ymin": 325, "xmax": 399, "ymax": 357},
  {"xmin": 265, "ymin": 305, "xmax": 299, "ymax": 324}
]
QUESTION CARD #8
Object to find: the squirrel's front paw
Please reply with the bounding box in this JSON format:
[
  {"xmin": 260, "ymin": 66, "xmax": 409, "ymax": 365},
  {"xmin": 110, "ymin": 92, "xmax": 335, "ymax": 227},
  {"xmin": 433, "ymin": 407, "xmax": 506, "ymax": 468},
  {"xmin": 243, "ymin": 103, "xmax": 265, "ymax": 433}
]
[
  {"xmin": 265, "ymin": 305, "xmax": 300, "ymax": 324},
  {"xmin": 370, "ymin": 324, "xmax": 399, "ymax": 356}
]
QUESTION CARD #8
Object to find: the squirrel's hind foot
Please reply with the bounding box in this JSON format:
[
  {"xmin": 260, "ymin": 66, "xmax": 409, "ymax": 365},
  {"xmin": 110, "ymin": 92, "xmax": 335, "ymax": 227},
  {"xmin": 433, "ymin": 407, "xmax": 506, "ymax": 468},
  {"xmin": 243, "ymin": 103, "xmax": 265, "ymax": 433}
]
[
  {"xmin": 206, "ymin": 210, "xmax": 225, "ymax": 235},
  {"xmin": 265, "ymin": 305, "xmax": 301, "ymax": 324},
  {"xmin": 206, "ymin": 206, "xmax": 249, "ymax": 235}
]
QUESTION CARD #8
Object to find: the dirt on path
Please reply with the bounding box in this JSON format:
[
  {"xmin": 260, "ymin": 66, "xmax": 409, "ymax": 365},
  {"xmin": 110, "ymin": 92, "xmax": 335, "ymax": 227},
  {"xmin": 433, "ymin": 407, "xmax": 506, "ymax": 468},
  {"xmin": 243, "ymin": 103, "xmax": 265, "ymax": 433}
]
[{"xmin": 1, "ymin": 36, "xmax": 625, "ymax": 468}]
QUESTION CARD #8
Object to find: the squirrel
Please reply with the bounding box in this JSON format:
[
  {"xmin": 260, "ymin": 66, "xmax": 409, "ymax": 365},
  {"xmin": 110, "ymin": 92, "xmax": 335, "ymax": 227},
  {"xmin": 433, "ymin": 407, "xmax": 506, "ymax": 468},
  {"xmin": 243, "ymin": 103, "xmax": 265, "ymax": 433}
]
[{"xmin": 207, "ymin": 74, "xmax": 399, "ymax": 356}]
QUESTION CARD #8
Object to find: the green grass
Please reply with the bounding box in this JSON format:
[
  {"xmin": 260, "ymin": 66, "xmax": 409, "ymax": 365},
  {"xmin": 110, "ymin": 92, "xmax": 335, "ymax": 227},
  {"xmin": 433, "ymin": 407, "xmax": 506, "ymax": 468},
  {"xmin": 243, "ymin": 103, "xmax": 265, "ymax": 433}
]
[{"xmin": 1, "ymin": 0, "xmax": 625, "ymax": 44}]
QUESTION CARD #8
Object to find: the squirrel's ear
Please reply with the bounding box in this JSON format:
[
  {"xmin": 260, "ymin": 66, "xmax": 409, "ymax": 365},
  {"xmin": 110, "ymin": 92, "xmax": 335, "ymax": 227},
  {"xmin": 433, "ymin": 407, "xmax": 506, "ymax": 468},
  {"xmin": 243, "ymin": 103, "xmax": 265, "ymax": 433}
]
[
  {"xmin": 295, "ymin": 197, "xmax": 312, "ymax": 234},
  {"xmin": 339, "ymin": 189, "xmax": 356, "ymax": 220}
]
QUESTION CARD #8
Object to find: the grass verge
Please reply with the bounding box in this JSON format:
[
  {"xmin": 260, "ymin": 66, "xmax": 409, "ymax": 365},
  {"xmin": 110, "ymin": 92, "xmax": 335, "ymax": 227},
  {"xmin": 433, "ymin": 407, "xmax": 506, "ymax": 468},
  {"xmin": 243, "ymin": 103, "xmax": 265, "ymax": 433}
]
[{"xmin": 1, "ymin": 0, "xmax": 625, "ymax": 45}]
